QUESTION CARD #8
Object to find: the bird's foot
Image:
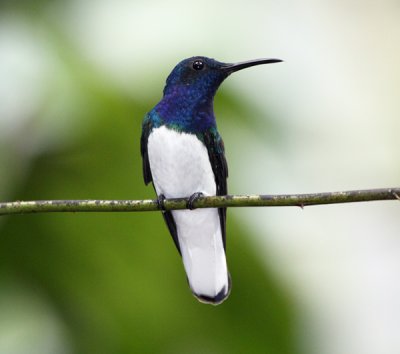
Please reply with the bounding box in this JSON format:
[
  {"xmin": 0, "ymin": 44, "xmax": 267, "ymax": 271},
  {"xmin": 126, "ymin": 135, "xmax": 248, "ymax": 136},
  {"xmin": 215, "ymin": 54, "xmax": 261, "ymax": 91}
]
[
  {"xmin": 187, "ymin": 192, "xmax": 204, "ymax": 210},
  {"xmin": 157, "ymin": 194, "xmax": 167, "ymax": 211}
]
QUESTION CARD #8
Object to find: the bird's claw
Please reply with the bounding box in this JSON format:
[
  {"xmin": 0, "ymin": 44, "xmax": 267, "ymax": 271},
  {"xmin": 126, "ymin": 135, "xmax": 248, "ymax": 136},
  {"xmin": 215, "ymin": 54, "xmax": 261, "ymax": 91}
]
[
  {"xmin": 157, "ymin": 194, "xmax": 167, "ymax": 211},
  {"xmin": 187, "ymin": 192, "xmax": 204, "ymax": 210}
]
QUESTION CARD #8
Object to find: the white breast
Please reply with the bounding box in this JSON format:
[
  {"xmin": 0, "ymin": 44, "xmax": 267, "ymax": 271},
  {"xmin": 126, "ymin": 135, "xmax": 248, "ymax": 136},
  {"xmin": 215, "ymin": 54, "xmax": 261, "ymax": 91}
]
[
  {"xmin": 147, "ymin": 126, "xmax": 229, "ymax": 302},
  {"xmin": 147, "ymin": 126, "xmax": 216, "ymax": 198}
]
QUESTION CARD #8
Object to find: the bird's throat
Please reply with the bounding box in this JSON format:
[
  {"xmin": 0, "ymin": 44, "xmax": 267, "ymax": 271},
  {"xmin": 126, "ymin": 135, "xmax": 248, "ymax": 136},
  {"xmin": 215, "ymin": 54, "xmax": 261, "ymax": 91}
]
[{"xmin": 156, "ymin": 89, "xmax": 216, "ymax": 134}]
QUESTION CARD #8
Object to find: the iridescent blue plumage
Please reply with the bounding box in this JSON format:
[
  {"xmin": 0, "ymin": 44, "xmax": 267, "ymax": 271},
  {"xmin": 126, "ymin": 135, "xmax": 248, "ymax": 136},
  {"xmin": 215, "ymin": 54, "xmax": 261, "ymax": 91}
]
[
  {"xmin": 150, "ymin": 57, "xmax": 228, "ymax": 134},
  {"xmin": 140, "ymin": 55, "xmax": 282, "ymax": 305}
]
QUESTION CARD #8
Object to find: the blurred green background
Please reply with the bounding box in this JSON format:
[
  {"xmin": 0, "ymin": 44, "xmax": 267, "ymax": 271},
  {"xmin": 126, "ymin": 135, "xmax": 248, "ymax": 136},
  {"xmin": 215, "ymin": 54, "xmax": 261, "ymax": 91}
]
[{"xmin": 1, "ymin": 1, "xmax": 399, "ymax": 354}]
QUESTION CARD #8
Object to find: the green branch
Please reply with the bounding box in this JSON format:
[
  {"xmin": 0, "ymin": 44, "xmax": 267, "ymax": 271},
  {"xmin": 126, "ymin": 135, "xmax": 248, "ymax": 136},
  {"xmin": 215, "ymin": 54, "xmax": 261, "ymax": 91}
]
[{"xmin": 0, "ymin": 188, "xmax": 399, "ymax": 216}]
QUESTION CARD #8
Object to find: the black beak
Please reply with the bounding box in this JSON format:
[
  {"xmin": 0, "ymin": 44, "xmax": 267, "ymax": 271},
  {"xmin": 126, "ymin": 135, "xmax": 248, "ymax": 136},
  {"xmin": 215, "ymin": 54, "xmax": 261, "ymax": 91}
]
[{"xmin": 222, "ymin": 58, "xmax": 283, "ymax": 74}]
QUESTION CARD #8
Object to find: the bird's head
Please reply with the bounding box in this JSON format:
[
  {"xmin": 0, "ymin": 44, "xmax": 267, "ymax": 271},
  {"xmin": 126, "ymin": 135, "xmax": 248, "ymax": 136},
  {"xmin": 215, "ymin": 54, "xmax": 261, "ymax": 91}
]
[{"xmin": 163, "ymin": 56, "xmax": 282, "ymax": 99}]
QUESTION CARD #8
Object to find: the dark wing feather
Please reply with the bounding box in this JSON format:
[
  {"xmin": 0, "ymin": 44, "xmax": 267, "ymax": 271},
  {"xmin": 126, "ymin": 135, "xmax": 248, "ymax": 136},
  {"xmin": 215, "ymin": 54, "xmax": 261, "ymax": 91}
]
[
  {"xmin": 140, "ymin": 113, "xmax": 181, "ymax": 254},
  {"xmin": 161, "ymin": 211, "xmax": 181, "ymax": 255},
  {"xmin": 203, "ymin": 130, "xmax": 229, "ymax": 250},
  {"xmin": 140, "ymin": 115, "xmax": 153, "ymax": 185}
]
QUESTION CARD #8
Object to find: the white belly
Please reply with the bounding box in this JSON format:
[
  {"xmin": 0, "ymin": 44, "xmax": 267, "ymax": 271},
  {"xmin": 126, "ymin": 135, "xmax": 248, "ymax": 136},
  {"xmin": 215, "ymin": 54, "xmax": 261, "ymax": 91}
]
[{"xmin": 147, "ymin": 126, "xmax": 229, "ymax": 302}]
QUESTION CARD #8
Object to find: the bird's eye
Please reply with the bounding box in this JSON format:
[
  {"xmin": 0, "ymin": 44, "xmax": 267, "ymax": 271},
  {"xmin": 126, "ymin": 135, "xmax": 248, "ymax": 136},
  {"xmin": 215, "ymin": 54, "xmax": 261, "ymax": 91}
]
[{"xmin": 192, "ymin": 60, "xmax": 204, "ymax": 70}]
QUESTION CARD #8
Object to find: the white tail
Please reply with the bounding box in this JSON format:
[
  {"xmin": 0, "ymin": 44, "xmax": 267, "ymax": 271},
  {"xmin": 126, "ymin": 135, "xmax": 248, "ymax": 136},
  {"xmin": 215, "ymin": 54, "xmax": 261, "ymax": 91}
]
[{"xmin": 172, "ymin": 208, "xmax": 230, "ymax": 305}]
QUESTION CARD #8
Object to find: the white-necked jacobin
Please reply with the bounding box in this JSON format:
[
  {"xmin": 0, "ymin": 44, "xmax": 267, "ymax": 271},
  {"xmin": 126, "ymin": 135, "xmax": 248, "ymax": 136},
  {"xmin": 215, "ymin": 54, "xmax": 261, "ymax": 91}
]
[{"xmin": 141, "ymin": 56, "xmax": 282, "ymax": 305}]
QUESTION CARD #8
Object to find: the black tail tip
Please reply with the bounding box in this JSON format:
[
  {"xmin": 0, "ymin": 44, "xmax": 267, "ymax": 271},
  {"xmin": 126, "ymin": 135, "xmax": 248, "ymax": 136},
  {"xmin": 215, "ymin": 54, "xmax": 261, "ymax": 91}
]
[{"xmin": 193, "ymin": 274, "xmax": 232, "ymax": 305}]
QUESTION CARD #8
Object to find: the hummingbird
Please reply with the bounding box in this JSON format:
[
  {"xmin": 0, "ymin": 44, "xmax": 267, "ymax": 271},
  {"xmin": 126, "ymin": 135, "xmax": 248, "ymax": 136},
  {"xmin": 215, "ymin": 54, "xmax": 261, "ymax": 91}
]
[{"xmin": 141, "ymin": 56, "xmax": 282, "ymax": 305}]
